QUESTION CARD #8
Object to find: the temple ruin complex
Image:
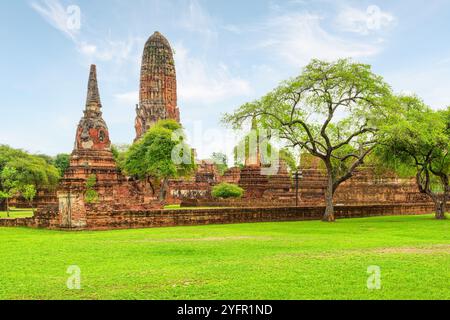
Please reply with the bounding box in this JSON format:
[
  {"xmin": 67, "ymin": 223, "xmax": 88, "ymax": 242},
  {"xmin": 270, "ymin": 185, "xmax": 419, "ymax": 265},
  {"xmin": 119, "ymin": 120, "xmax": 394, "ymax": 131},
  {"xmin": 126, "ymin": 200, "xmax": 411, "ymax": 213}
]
[{"xmin": 3, "ymin": 31, "xmax": 433, "ymax": 230}]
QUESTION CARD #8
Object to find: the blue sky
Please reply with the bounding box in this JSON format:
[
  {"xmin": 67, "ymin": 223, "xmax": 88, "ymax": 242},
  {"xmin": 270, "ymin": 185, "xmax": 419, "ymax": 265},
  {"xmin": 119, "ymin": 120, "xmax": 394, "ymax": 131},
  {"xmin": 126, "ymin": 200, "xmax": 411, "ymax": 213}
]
[{"xmin": 1, "ymin": 0, "xmax": 450, "ymax": 159}]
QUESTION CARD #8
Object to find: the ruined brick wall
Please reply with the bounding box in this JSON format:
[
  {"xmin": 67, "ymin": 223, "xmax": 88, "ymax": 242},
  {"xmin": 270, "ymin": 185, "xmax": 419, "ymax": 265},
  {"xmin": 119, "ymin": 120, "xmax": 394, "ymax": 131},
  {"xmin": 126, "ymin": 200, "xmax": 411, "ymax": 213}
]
[
  {"xmin": 194, "ymin": 163, "xmax": 428, "ymax": 207},
  {"xmin": 298, "ymin": 167, "xmax": 428, "ymax": 205},
  {"xmin": 167, "ymin": 179, "xmax": 211, "ymax": 204},
  {"xmin": 1, "ymin": 203, "xmax": 436, "ymax": 230},
  {"xmin": 67, "ymin": 203, "xmax": 436, "ymax": 230},
  {"xmin": 10, "ymin": 189, "xmax": 57, "ymax": 209}
]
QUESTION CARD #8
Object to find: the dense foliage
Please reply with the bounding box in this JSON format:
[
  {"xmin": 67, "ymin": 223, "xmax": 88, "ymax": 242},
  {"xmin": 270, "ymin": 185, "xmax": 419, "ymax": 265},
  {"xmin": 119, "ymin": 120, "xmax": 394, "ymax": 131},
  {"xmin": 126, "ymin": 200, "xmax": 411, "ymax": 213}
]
[
  {"xmin": 122, "ymin": 120, "xmax": 196, "ymax": 201},
  {"xmin": 0, "ymin": 145, "xmax": 60, "ymax": 189},
  {"xmin": 212, "ymin": 183, "xmax": 244, "ymax": 199},
  {"xmin": 53, "ymin": 153, "xmax": 70, "ymax": 176},
  {"xmin": 377, "ymin": 95, "xmax": 450, "ymax": 219},
  {"xmin": 0, "ymin": 145, "xmax": 61, "ymax": 214}
]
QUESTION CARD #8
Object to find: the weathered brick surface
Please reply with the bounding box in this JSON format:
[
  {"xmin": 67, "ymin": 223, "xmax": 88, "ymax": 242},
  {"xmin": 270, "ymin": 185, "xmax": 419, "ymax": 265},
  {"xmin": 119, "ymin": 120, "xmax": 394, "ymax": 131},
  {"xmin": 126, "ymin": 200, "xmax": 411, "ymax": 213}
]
[
  {"xmin": 62, "ymin": 203, "xmax": 438, "ymax": 230},
  {"xmin": 135, "ymin": 31, "xmax": 180, "ymax": 140},
  {"xmin": 0, "ymin": 203, "xmax": 433, "ymax": 230},
  {"xmin": 10, "ymin": 189, "xmax": 57, "ymax": 209}
]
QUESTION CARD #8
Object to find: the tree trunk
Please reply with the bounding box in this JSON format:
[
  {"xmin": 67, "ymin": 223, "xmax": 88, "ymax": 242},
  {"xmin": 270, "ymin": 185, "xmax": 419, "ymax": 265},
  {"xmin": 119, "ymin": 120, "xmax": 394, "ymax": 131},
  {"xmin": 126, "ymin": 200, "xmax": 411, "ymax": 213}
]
[
  {"xmin": 30, "ymin": 201, "xmax": 35, "ymax": 216},
  {"xmin": 0, "ymin": 199, "xmax": 6, "ymax": 211},
  {"xmin": 322, "ymin": 166, "xmax": 336, "ymax": 222},
  {"xmin": 6, "ymin": 197, "xmax": 10, "ymax": 217},
  {"xmin": 159, "ymin": 178, "xmax": 169, "ymax": 202},
  {"xmin": 435, "ymin": 200, "xmax": 447, "ymax": 220},
  {"xmin": 426, "ymin": 190, "xmax": 447, "ymax": 220}
]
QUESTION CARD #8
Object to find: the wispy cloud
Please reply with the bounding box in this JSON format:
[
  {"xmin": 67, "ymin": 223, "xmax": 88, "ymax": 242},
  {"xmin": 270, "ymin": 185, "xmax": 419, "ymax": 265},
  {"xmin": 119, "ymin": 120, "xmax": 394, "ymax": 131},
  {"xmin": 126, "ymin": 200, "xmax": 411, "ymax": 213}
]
[
  {"xmin": 114, "ymin": 43, "xmax": 253, "ymax": 107},
  {"xmin": 179, "ymin": 0, "xmax": 217, "ymax": 42},
  {"xmin": 31, "ymin": 0, "xmax": 140, "ymax": 64},
  {"xmin": 30, "ymin": 0, "xmax": 79, "ymax": 40},
  {"xmin": 260, "ymin": 12, "xmax": 381, "ymax": 67},
  {"xmin": 336, "ymin": 5, "xmax": 396, "ymax": 35},
  {"xmin": 174, "ymin": 43, "xmax": 252, "ymax": 104}
]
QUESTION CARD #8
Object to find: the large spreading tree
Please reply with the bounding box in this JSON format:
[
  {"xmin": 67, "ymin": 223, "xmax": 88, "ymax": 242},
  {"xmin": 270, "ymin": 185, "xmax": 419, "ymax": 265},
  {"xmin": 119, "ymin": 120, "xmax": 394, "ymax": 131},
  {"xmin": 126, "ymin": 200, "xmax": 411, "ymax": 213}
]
[
  {"xmin": 122, "ymin": 120, "xmax": 196, "ymax": 202},
  {"xmin": 377, "ymin": 95, "xmax": 449, "ymax": 220},
  {"xmin": 0, "ymin": 145, "xmax": 60, "ymax": 213},
  {"xmin": 224, "ymin": 59, "xmax": 394, "ymax": 221}
]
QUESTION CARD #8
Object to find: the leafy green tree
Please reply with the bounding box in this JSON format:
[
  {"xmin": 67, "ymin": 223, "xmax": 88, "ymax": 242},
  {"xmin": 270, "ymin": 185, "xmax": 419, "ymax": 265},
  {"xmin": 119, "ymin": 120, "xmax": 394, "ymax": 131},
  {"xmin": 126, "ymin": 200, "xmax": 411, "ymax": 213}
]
[
  {"xmin": 211, "ymin": 152, "xmax": 229, "ymax": 175},
  {"xmin": 279, "ymin": 148, "xmax": 298, "ymax": 173},
  {"xmin": 111, "ymin": 144, "xmax": 130, "ymax": 170},
  {"xmin": 212, "ymin": 183, "xmax": 244, "ymax": 199},
  {"xmin": 377, "ymin": 95, "xmax": 449, "ymax": 220},
  {"xmin": 0, "ymin": 145, "xmax": 60, "ymax": 189},
  {"xmin": 224, "ymin": 59, "xmax": 394, "ymax": 221},
  {"xmin": 54, "ymin": 153, "xmax": 70, "ymax": 176},
  {"xmin": 85, "ymin": 174, "xmax": 98, "ymax": 204},
  {"xmin": 123, "ymin": 120, "xmax": 196, "ymax": 202},
  {"xmin": 0, "ymin": 166, "xmax": 20, "ymax": 216},
  {"xmin": 35, "ymin": 154, "xmax": 54, "ymax": 165},
  {"xmin": 0, "ymin": 145, "xmax": 60, "ymax": 212},
  {"xmin": 22, "ymin": 184, "xmax": 37, "ymax": 214}
]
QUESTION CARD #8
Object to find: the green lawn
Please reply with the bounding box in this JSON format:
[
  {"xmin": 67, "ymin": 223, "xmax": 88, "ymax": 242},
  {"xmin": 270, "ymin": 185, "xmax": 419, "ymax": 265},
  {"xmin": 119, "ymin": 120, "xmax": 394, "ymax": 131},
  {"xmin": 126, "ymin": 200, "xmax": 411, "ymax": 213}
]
[
  {"xmin": 0, "ymin": 214, "xmax": 448, "ymax": 300},
  {"xmin": 0, "ymin": 208, "xmax": 33, "ymax": 219}
]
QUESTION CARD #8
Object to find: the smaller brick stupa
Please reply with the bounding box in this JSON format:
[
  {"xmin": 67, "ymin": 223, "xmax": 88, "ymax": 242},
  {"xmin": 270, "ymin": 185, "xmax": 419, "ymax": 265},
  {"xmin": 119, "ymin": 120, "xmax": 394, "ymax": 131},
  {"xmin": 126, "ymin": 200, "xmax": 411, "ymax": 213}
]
[
  {"xmin": 55, "ymin": 65, "xmax": 160, "ymax": 229},
  {"xmin": 238, "ymin": 119, "xmax": 292, "ymax": 199}
]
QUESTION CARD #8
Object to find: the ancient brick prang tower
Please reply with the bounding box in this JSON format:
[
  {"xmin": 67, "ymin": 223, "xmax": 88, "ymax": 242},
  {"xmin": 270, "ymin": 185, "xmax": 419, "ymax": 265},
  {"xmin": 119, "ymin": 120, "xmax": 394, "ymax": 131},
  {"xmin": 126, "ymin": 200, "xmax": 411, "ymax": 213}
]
[{"xmin": 135, "ymin": 31, "xmax": 180, "ymax": 140}]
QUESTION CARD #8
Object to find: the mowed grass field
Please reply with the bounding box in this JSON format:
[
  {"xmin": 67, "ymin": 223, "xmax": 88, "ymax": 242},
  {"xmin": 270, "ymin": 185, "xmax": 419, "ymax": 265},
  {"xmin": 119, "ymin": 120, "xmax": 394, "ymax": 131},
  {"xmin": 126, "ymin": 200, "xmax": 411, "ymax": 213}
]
[
  {"xmin": 0, "ymin": 208, "xmax": 33, "ymax": 219},
  {"xmin": 0, "ymin": 214, "xmax": 449, "ymax": 300}
]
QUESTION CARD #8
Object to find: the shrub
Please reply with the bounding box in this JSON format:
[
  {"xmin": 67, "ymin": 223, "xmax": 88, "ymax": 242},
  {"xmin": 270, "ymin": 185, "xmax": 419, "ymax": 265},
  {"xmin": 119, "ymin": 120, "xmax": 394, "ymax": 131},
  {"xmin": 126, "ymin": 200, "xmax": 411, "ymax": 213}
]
[{"xmin": 212, "ymin": 183, "xmax": 244, "ymax": 199}]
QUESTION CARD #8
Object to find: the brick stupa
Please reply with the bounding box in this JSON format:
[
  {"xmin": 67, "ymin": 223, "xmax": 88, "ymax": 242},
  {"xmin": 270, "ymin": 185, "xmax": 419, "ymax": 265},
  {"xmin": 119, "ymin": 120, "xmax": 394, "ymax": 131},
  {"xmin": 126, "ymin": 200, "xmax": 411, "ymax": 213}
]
[
  {"xmin": 56, "ymin": 65, "xmax": 160, "ymax": 229},
  {"xmin": 238, "ymin": 119, "xmax": 292, "ymax": 199}
]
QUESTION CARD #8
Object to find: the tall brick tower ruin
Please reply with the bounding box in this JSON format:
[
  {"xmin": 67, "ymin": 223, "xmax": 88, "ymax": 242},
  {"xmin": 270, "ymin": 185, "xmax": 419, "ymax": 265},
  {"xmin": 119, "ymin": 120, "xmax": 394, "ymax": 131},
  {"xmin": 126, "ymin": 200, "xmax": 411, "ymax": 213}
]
[{"xmin": 135, "ymin": 31, "xmax": 180, "ymax": 140}]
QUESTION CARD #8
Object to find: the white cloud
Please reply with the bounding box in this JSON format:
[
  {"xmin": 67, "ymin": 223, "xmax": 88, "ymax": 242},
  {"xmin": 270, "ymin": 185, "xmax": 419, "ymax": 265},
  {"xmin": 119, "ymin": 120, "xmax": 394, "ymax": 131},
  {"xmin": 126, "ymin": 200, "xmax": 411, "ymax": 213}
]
[
  {"xmin": 336, "ymin": 5, "xmax": 396, "ymax": 35},
  {"xmin": 261, "ymin": 12, "xmax": 381, "ymax": 67},
  {"xmin": 31, "ymin": 0, "xmax": 79, "ymax": 40},
  {"xmin": 77, "ymin": 41, "xmax": 97, "ymax": 55},
  {"xmin": 174, "ymin": 43, "xmax": 252, "ymax": 104},
  {"xmin": 76, "ymin": 37, "xmax": 142, "ymax": 63},
  {"xmin": 31, "ymin": 0, "xmax": 140, "ymax": 64},
  {"xmin": 113, "ymin": 44, "xmax": 252, "ymax": 107}
]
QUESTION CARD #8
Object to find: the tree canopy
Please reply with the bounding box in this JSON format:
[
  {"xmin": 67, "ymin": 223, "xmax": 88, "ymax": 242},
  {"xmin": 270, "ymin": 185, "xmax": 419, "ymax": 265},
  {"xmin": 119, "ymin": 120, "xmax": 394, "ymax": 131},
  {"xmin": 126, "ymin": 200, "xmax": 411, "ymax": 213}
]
[
  {"xmin": 377, "ymin": 95, "xmax": 450, "ymax": 219},
  {"xmin": 122, "ymin": 120, "xmax": 196, "ymax": 201},
  {"xmin": 0, "ymin": 145, "xmax": 60, "ymax": 189},
  {"xmin": 224, "ymin": 58, "xmax": 395, "ymax": 221},
  {"xmin": 0, "ymin": 145, "xmax": 61, "ymax": 214}
]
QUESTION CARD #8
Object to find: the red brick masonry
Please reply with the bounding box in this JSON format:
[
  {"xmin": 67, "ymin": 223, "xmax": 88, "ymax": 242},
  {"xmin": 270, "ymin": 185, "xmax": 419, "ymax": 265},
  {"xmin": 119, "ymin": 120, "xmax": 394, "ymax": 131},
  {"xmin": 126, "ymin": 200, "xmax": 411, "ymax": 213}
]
[{"xmin": 0, "ymin": 203, "xmax": 435, "ymax": 231}]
